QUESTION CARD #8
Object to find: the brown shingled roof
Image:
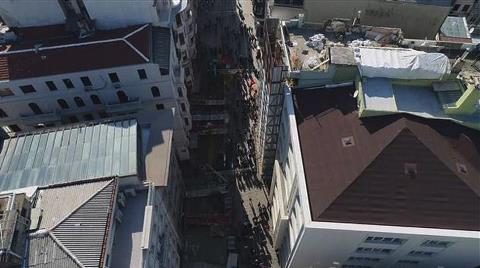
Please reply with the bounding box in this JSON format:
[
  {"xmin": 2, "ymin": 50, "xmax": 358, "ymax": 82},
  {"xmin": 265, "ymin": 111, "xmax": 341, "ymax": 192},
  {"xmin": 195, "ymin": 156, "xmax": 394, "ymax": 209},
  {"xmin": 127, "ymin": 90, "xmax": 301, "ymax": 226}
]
[
  {"xmin": 0, "ymin": 24, "xmax": 151, "ymax": 81},
  {"xmin": 294, "ymin": 87, "xmax": 480, "ymax": 231}
]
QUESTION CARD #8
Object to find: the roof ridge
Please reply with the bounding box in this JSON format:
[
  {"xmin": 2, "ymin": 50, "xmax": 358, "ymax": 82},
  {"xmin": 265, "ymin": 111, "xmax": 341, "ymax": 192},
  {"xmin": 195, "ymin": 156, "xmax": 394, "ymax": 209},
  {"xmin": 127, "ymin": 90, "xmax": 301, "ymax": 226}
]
[
  {"xmin": 404, "ymin": 121, "xmax": 480, "ymax": 195},
  {"xmin": 122, "ymin": 24, "xmax": 150, "ymax": 62},
  {"xmin": 49, "ymin": 179, "xmax": 114, "ymax": 231},
  {"xmin": 34, "ymin": 231, "xmax": 85, "ymax": 268}
]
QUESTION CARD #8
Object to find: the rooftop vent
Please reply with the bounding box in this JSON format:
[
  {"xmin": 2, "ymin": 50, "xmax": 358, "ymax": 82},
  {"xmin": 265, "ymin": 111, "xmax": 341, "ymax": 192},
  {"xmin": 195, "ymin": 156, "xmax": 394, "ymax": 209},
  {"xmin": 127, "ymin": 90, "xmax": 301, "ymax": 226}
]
[
  {"xmin": 404, "ymin": 163, "xmax": 417, "ymax": 177},
  {"xmin": 341, "ymin": 136, "xmax": 355, "ymax": 147}
]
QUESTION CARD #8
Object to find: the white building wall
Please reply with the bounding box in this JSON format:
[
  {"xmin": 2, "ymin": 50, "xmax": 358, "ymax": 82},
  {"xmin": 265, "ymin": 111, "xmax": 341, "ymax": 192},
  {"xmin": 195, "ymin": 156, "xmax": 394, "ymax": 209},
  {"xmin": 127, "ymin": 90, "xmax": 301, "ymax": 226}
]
[
  {"xmin": 271, "ymin": 85, "xmax": 480, "ymax": 268},
  {"xmin": 290, "ymin": 223, "xmax": 480, "ymax": 268},
  {"xmin": 83, "ymin": 0, "xmax": 166, "ymax": 29},
  {"xmin": 0, "ymin": 62, "xmax": 191, "ymax": 160},
  {"xmin": 0, "ymin": 0, "xmax": 65, "ymax": 27}
]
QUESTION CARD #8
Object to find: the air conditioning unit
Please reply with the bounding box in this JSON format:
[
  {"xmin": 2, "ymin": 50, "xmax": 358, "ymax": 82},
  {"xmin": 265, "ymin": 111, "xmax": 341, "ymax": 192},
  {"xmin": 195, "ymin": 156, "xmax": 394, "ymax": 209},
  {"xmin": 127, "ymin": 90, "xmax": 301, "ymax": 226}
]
[
  {"xmin": 84, "ymin": 85, "xmax": 93, "ymax": 91},
  {"xmin": 117, "ymin": 192, "xmax": 126, "ymax": 207},
  {"xmin": 113, "ymin": 83, "xmax": 121, "ymax": 89},
  {"xmin": 115, "ymin": 208, "xmax": 124, "ymax": 223},
  {"xmin": 125, "ymin": 188, "xmax": 136, "ymax": 197}
]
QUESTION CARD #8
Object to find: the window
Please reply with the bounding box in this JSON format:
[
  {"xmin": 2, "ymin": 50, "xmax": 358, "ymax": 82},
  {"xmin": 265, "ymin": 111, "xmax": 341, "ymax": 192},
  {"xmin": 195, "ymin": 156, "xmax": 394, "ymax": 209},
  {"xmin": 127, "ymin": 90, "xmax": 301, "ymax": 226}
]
[
  {"xmin": 74, "ymin": 96, "xmax": 85, "ymax": 107},
  {"xmin": 456, "ymin": 163, "xmax": 468, "ymax": 175},
  {"xmin": 184, "ymin": 67, "xmax": 191, "ymax": 77},
  {"xmin": 404, "ymin": 163, "xmax": 417, "ymax": 177},
  {"xmin": 0, "ymin": 88, "xmax": 14, "ymax": 97},
  {"xmin": 28, "ymin": 103, "xmax": 43, "ymax": 115},
  {"xmin": 421, "ymin": 240, "xmax": 453, "ymax": 248},
  {"xmin": 408, "ymin": 251, "xmax": 435, "ymax": 257},
  {"xmin": 7, "ymin": 125, "xmax": 21, "ymax": 132},
  {"xmin": 179, "ymin": 33, "xmax": 185, "ymax": 45},
  {"xmin": 452, "ymin": 4, "xmax": 460, "ymax": 11},
  {"xmin": 356, "ymin": 247, "xmax": 393, "ymax": 255},
  {"xmin": 397, "ymin": 260, "xmax": 420, "ymax": 265},
  {"xmin": 90, "ymin": 94, "xmax": 102, "ymax": 105},
  {"xmin": 156, "ymin": 104, "xmax": 165, "ymax": 110},
  {"xmin": 69, "ymin": 116, "xmax": 79, "ymax": 123},
  {"xmin": 80, "ymin": 76, "xmax": 92, "ymax": 87},
  {"xmin": 184, "ymin": 117, "xmax": 189, "ymax": 126},
  {"xmin": 160, "ymin": 68, "xmax": 169, "ymax": 75},
  {"xmin": 83, "ymin": 114, "xmax": 94, "ymax": 121},
  {"xmin": 57, "ymin": 99, "xmax": 69, "ymax": 109},
  {"xmin": 63, "ymin": 79, "xmax": 74, "ymax": 89},
  {"xmin": 109, "ymin": 72, "xmax": 120, "ymax": 83},
  {"xmin": 0, "ymin": 108, "xmax": 7, "ymax": 118},
  {"xmin": 177, "ymin": 87, "xmax": 183, "ymax": 97},
  {"xmin": 45, "ymin": 81, "xmax": 57, "ymax": 91},
  {"xmin": 175, "ymin": 14, "xmax": 182, "ymax": 26},
  {"xmin": 462, "ymin": 4, "xmax": 470, "ymax": 12},
  {"xmin": 364, "ymin": 236, "xmax": 407, "ymax": 245},
  {"xmin": 341, "ymin": 136, "xmax": 355, "ymax": 147},
  {"xmin": 347, "ymin": 257, "xmax": 380, "ymax": 262},
  {"xmin": 116, "ymin": 90, "xmax": 128, "ymax": 103},
  {"xmin": 20, "ymin": 85, "xmax": 36, "ymax": 94},
  {"xmin": 151, "ymin": 86, "xmax": 160, "ymax": 97},
  {"xmin": 181, "ymin": 103, "xmax": 186, "ymax": 112},
  {"xmin": 137, "ymin": 69, "xmax": 147, "ymax": 80}
]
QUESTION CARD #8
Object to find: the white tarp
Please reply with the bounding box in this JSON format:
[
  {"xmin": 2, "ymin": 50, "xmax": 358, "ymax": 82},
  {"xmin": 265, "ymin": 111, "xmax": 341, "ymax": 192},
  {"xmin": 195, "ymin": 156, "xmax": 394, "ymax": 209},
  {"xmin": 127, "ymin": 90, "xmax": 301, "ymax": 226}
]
[{"xmin": 354, "ymin": 47, "xmax": 451, "ymax": 80}]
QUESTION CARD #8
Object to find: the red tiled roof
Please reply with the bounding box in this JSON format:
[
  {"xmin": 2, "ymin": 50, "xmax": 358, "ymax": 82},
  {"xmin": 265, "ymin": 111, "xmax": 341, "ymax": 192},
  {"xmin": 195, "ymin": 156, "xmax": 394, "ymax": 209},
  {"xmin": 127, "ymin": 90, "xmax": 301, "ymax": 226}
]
[
  {"xmin": 0, "ymin": 24, "xmax": 151, "ymax": 81},
  {"xmin": 294, "ymin": 87, "xmax": 480, "ymax": 230}
]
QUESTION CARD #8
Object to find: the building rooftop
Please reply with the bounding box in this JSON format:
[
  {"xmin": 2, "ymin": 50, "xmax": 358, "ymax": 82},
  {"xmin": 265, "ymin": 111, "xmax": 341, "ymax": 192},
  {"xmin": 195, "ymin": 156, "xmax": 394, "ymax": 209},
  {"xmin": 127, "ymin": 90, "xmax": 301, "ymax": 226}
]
[
  {"xmin": 283, "ymin": 23, "xmax": 402, "ymax": 71},
  {"xmin": 358, "ymin": 78, "xmax": 480, "ymax": 130},
  {"xmin": 0, "ymin": 119, "xmax": 138, "ymax": 192},
  {"xmin": 27, "ymin": 178, "xmax": 117, "ymax": 268},
  {"xmin": 0, "ymin": 114, "xmax": 174, "ymax": 192},
  {"xmin": 293, "ymin": 87, "xmax": 480, "ymax": 230},
  {"xmin": 439, "ymin": 16, "xmax": 472, "ymax": 43},
  {"xmin": 110, "ymin": 190, "xmax": 148, "ymax": 268},
  {"xmin": 0, "ymin": 24, "xmax": 151, "ymax": 81}
]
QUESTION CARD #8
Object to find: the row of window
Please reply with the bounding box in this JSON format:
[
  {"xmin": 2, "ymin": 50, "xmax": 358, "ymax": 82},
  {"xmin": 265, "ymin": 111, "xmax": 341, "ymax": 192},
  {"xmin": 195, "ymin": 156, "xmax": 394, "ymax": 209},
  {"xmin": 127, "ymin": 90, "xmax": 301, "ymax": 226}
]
[
  {"xmin": 356, "ymin": 247, "xmax": 437, "ymax": 257},
  {"xmin": 0, "ymin": 87, "xmax": 166, "ymax": 119},
  {"xmin": 0, "ymin": 69, "xmax": 149, "ymax": 97},
  {"xmin": 364, "ymin": 236, "xmax": 453, "ymax": 248},
  {"xmin": 342, "ymin": 258, "xmax": 420, "ymax": 268}
]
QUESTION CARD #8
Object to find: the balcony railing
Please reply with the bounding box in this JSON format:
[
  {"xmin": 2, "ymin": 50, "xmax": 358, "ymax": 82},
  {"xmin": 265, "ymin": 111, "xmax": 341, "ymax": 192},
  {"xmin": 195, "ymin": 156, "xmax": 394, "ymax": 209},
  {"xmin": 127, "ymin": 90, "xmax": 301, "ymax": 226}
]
[{"xmin": 105, "ymin": 98, "xmax": 142, "ymax": 113}]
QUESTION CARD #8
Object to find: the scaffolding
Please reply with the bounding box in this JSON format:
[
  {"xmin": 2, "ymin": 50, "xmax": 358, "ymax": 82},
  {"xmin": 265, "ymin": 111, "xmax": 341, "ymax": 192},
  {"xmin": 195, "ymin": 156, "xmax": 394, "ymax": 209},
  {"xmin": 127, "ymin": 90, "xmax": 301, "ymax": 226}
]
[{"xmin": 255, "ymin": 18, "xmax": 288, "ymax": 185}]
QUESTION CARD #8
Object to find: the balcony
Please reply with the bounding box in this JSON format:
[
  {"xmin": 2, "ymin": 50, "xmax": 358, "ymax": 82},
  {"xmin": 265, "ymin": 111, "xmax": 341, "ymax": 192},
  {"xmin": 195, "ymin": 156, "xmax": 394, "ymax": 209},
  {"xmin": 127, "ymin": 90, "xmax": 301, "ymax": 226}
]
[
  {"xmin": 19, "ymin": 112, "xmax": 61, "ymax": 125},
  {"xmin": 105, "ymin": 98, "xmax": 142, "ymax": 113}
]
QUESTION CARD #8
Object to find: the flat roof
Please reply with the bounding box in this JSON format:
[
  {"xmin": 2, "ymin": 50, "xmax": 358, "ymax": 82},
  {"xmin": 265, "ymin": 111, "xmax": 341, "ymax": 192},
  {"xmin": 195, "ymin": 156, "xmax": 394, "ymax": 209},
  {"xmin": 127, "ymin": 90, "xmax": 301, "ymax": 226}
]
[
  {"xmin": 110, "ymin": 190, "xmax": 148, "ymax": 268},
  {"xmin": 360, "ymin": 78, "xmax": 480, "ymax": 129},
  {"xmin": 293, "ymin": 87, "xmax": 480, "ymax": 230},
  {"xmin": 0, "ymin": 119, "xmax": 138, "ymax": 192}
]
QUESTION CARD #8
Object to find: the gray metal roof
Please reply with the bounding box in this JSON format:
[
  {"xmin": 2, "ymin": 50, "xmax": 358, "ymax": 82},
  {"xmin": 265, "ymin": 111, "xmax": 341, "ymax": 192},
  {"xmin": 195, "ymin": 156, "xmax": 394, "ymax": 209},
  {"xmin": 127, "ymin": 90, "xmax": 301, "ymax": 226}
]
[
  {"xmin": 152, "ymin": 27, "xmax": 171, "ymax": 71},
  {"xmin": 440, "ymin": 16, "xmax": 471, "ymax": 38},
  {"xmin": 0, "ymin": 119, "xmax": 138, "ymax": 192},
  {"xmin": 28, "ymin": 179, "xmax": 117, "ymax": 268}
]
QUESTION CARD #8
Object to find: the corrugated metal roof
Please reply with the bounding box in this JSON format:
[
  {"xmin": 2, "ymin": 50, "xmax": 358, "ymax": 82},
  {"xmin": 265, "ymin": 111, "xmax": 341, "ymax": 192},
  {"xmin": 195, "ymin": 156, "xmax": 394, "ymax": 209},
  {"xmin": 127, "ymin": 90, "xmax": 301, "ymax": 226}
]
[
  {"xmin": 36, "ymin": 179, "xmax": 112, "ymax": 230},
  {"xmin": 28, "ymin": 233, "xmax": 81, "ymax": 268},
  {"xmin": 28, "ymin": 179, "xmax": 117, "ymax": 268},
  {"xmin": 0, "ymin": 119, "xmax": 138, "ymax": 192}
]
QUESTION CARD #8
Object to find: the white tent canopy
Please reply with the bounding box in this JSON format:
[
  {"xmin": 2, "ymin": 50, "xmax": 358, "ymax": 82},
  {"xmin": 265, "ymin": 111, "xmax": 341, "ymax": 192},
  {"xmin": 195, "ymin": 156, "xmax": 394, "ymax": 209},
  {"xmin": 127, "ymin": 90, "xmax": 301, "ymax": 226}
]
[{"xmin": 354, "ymin": 47, "xmax": 451, "ymax": 80}]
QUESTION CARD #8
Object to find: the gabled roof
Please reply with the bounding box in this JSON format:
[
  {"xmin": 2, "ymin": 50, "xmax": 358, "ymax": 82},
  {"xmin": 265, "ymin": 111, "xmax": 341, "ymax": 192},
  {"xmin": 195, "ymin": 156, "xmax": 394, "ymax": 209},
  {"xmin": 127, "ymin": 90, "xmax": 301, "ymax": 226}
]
[
  {"xmin": 28, "ymin": 178, "xmax": 117, "ymax": 268},
  {"xmin": 0, "ymin": 24, "xmax": 151, "ymax": 81},
  {"xmin": 294, "ymin": 87, "xmax": 480, "ymax": 230}
]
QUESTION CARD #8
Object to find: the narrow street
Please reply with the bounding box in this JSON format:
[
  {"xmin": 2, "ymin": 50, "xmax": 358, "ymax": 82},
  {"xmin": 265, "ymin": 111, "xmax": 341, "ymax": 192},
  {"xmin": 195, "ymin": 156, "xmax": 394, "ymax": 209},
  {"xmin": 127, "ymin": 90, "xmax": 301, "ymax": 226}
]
[{"xmin": 182, "ymin": 0, "xmax": 278, "ymax": 267}]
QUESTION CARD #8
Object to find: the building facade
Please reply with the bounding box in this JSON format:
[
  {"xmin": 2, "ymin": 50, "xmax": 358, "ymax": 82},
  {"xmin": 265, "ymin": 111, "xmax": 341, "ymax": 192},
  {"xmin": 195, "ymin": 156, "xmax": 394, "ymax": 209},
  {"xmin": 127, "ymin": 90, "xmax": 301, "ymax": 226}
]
[{"xmin": 0, "ymin": 0, "xmax": 197, "ymax": 160}]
